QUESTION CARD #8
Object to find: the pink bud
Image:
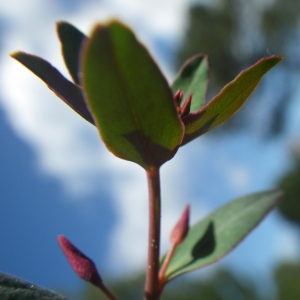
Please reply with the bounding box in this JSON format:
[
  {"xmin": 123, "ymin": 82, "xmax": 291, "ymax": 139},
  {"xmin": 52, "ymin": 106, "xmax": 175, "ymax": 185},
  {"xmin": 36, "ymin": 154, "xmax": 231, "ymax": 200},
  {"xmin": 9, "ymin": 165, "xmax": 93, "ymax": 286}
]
[
  {"xmin": 58, "ymin": 235, "xmax": 103, "ymax": 288},
  {"xmin": 170, "ymin": 205, "xmax": 190, "ymax": 245},
  {"xmin": 173, "ymin": 89, "xmax": 184, "ymax": 106},
  {"xmin": 180, "ymin": 94, "xmax": 193, "ymax": 118}
]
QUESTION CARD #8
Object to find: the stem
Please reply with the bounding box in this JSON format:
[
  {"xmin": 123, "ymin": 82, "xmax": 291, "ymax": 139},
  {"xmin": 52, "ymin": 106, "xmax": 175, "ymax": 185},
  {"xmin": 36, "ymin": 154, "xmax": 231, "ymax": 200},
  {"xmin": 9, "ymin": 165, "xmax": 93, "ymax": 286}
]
[
  {"xmin": 158, "ymin": 242, "xmax": 177, "ymax": 292},
  {"xmin": 144, "ymin": 168, "xmax": 161, "ymax": 300},
  {"xmin": 101, "ymin": 285, "xmax": 118, "ymax": 300}
]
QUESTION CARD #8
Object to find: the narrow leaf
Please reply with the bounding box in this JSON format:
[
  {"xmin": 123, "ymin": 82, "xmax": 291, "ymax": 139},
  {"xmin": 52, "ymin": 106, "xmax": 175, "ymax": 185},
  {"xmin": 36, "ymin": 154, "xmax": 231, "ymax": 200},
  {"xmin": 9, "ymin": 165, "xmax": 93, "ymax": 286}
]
[
  {"xmin": 82, "ymin": 21, "xmax": 184, "ymax": 169},
  {"xmin": 11, "ymin": 52, "xmax": 95, "ymax": 125},
  {"xmin": 182, "ymin": 56, "xmax": 283, "ymax": 145},
  {"xmin": 164, "ymin": 189, "xmax": 282, "ymax": 281},
  {"xmin": 57, "ymin": 21, "xmax": 87, "ymax": 84},
  {"xmin": 0, "ymin": 272, "xmax": 68, "ymax": 300},
  {"xmin": 172, "ymin": 54, "xmax": 209, "ymax": 113}
]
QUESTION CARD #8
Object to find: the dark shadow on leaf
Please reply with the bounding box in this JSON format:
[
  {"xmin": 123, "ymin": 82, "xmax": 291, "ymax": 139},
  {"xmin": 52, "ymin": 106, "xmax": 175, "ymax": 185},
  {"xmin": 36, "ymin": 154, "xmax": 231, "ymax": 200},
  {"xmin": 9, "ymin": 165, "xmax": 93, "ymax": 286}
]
[
  {"xmin": 123, "ymin": 131, "xmax": 179, "ymax": 168},
  {"xmin": 182, "ymin": 112, "xmax": 218, "ymax": 145},
  {"xmin": 191, "ymin": 221, "xmax": 216, "ymax": 260}
]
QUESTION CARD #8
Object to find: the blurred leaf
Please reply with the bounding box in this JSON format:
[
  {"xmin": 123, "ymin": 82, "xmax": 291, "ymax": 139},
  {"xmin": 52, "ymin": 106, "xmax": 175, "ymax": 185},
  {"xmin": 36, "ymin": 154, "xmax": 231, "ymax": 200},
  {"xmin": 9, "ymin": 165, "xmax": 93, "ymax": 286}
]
[
  {"xmin": 11, "ymin": 52, "xmax": 95, "ymax": 125},
  {"xmin": 277, "ymin": 158, "xmax": 300, "ymax": 226},
  {"xmin": 0, "ymin": 272, "xmax": 68, "ymax": 300},
  {"xmin": 81, "ymin": 269, "xmax": 261, "ymax": 300},
  {"xmin": 164, "ymin": 190, "xmax": 282, "ymax": 281},
  {"xmin": 275, "ymin": 262, "xmax": 300, "ymax": 300},
  {"xmin": 82, "ymin": 21, "xmax": 184, "ymax": 169},
  {"xmin": 171, "ymin": 54, "xmax": 209, "ymax": 113},
  {"xmin": 57, "ymin": 21, "xmax": 87, "ymax": 84},
  {"xmin": 178, "ymin": 1, "xmax": 300, "ymax": 138},
  {"xmin": 182, "ymin": 56, "xmax": 283, "ymax": 145}
]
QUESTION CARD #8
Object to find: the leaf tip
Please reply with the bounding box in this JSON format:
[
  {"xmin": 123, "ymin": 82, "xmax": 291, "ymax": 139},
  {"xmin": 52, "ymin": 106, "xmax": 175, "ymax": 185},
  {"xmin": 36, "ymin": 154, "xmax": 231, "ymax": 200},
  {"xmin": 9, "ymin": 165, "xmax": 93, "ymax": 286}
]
[{"xmin": 10, "ymin": 51, "xmax": 22, "ymax": 59}]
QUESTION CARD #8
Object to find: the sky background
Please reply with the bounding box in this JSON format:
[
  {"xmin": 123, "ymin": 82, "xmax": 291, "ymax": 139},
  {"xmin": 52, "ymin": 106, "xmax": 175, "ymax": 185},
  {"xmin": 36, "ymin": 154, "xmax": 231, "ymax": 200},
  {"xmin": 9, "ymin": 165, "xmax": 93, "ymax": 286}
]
[{"xmin": 0, "ymin": 0, "xmax": 300, "ymax": 297}]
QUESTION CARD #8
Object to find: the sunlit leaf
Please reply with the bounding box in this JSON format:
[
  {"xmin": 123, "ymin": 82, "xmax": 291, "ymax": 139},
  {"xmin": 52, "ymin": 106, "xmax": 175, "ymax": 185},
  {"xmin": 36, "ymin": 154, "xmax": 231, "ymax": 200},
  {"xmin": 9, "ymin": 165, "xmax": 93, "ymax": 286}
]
[
  {"xmin": 182, "ymin": 56, "xmax": 283, "ymax": 145},
  {"xmin": 82, "ymin": 21, "xmax": 184, "ymax": 169},
  {"xmin": 172, "ymin": 54, "xmax": 209, "ymax": 113},
  {"xmin": 164, "ymin": 190, "xmax": 282, "ymax": 281},
  {"xmin": 0, "ymin": 272, "xmax": 68, "ymax": 300}
]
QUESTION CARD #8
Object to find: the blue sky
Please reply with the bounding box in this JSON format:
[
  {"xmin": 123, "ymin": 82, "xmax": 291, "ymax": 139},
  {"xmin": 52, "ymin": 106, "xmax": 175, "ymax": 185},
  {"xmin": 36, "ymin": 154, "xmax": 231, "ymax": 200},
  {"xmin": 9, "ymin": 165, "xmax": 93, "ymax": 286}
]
[{"xmin": 0, "ymin": 0, "xmax": 300, "ymax": 297}]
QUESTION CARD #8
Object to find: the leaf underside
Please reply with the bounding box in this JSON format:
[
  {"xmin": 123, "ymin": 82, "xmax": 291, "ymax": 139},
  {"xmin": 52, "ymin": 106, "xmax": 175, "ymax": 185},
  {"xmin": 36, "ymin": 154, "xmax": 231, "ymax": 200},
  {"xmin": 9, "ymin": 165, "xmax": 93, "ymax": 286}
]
[
  {"xmin": 182, "ymin": 55, "xmax": 284, "ymax": 145},
  {"xmin": 0, "ymin": 272, "xmax": 69, "ymax": 300},
  {"xmin": 82, "ymin": 21, "xmax": 184, "ymax": 169},
  {"xmin": 11, "ymin": 52, "xmax": 95, "ymax": 125},
  {"xmin": 57, "ymin": 21, "xmax": 87, "ymax": 85},
  {"xmin": 164, "ymin": 189, "xmax": 282, "ymax": 281}
]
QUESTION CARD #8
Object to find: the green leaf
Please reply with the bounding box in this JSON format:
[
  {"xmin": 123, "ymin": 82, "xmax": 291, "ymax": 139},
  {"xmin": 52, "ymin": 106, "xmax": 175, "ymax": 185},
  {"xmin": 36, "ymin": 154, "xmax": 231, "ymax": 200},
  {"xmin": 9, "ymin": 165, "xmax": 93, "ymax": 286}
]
[
  {"xmin": 0, "ymin": 272, "xmax": 69, "ymax": 300},
  {"xmin": 82, "ymin": 21, "xmax": 184, "ymax": 169},
  {"xmin": 172, "ymin": 54, "xmax": 209, "ymax": 113},
  {"xmin": 164, "ymin": 189, "xmax": 282, "ymax": 281},
  {"xmin": 57, "ymin": 21, "xmax": 87, "ymax": 85},
  {"xmin": 11, "ymin": 52, "xmax": 95, "ymax": 125},
  {"xmin": 182, "ymin": 56, "xmax": 283, "ymax": 145}
]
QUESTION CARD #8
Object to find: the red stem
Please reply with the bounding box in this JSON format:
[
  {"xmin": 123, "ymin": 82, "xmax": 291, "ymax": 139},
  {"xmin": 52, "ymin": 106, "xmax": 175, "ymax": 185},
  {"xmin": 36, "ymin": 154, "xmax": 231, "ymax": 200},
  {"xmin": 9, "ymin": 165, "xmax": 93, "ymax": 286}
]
[
  {"xmin": 101, "ymin": 285, "xmax": 118, "ymax": 300},
  {"xmin": 144, "ymin": 168, "xmax": 161, "ymax": 300},
  {"xmin": 158, "ymin": 242, "xmax": 177, "ymax": 292}
]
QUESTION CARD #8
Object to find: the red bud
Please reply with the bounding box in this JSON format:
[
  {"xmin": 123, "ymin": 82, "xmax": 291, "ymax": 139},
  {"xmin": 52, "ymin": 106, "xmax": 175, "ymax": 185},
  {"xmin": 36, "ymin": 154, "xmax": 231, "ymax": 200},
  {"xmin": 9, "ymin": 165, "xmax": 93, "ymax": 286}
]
[
  {"xmin": 173, "ymin": 89, "xmax": 184, "ymax": 106},
  {"xmin": 58, "ymin": 235, "xmax": 103, "ymax": 288},
  {"xmin": 180, "ymin": 94, "xmax": 193, "ymax": 118},
  {"xmin": 170, "ymin": 205, "xmax": 190, "ymax": 245}
]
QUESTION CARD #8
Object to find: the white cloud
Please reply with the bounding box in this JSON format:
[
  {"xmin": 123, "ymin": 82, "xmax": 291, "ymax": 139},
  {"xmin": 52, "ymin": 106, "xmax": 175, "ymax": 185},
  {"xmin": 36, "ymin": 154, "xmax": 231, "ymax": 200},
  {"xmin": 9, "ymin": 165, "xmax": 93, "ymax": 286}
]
[{"xmin": 222, "ymin": 161, "xmax": 251, "ymax": 192}]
